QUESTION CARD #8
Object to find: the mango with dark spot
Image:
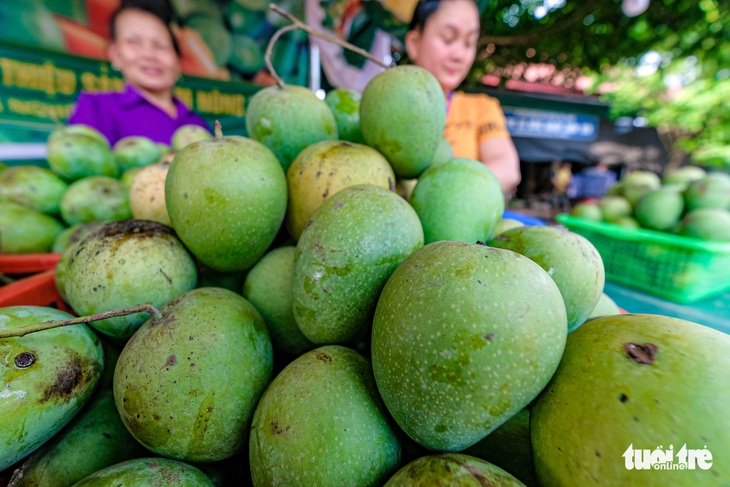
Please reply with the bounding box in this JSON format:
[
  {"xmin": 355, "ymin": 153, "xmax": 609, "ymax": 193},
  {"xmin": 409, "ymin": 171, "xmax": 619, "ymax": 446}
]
[
  {"xmin": 410, "ymin": 158, "xmax": 504, "ymax": 245},
  {"xmin": 47, "ymin": 125, "xmax": 118, "ymax": 182},
  {"xmin": 360, "ymin": 66, "xmax": 445, "ymax": 179},
  {"xmin": 531, "ymin": 314, "xmax": 730, "ymax": 486},
  {"xmin": 384, "ymin": 453, "xmax": 525, "ymax": 486},
  {"xmin": 59, "ymin": 176, "xmax": 131, "ymax": 226},
  {"xmin": 70, "ymin": 457, "xmax": 213, "ymax": 486},
  {"xmin": 114, "ymin": 288, "xmax": 273, "ymax": 462},
  {"xmin": 371, "ymin": 241, "xmax": 567, "ymax": 452},
  {"xmin": 292, "ymin": 184, "xmax": 423, "ymax": 345},
  {"xmin": 63, "ymin": 220, "xmax": 197, "ymax": 340},
  {"xmin": 488, "ymin": 225, "xmax": 605, "ymax": 333},
  {"xmin": 249, "ymin": 345, "xmax": 400, "ymax": 486},
  {"xmin": 285, "ymin": 140, "xmax": 395, "ymax": 240},
  {"xmin": 0, "ymin": 165, "xmax": 68, "ymax": 215},
  {"xmin": 245, "ymin": 85, "xmax": 338, "ymax": 172},
  {"xmin": 165, "ymin": 134, "xmax": 287, "ymax": 272},
  {"xmin": 7, "ymin": 390, "xmax": 148, "ymax": 487},
  {"xmin": 0, "ymin": 306, "xmax": 103, "ymax": 471},
  {"xmin": 112, "ymin": 136, "xmax": 162, "ymax": 173}
]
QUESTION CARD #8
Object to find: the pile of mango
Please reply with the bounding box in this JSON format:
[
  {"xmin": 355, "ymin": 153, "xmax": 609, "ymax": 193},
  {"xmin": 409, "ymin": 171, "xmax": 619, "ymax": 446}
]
[
  {"xmin": 1, "ymin": 66, "xmax": 729, "ymax": 487},
  {"xmin": 571, "ymin": 167, "xmax": 730, "ymax": 242}
]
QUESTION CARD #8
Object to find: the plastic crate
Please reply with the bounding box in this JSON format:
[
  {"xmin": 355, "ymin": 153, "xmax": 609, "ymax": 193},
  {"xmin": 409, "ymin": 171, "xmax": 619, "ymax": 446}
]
[
  {"xmin": 556, "ymin": 213, "xmax": 730, "ymax": 303},
  {"xmin": 0, "ymin": 270, "xmax": 72, "ymax": 312},
  {"xmin": 0, "ymin": 253, "xmax": 62, "ymax": 274}
]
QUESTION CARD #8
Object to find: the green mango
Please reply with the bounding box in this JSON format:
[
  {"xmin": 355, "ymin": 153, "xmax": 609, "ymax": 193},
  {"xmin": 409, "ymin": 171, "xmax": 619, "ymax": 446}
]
[
  {"xmin": 623, "ymin": 171, "xmax": 661, "ymax": 190},
  {"xmin": 47, "ymin": 127, "xmax": 117, "ymax": 182},
  {"xmin": 684, "ymin": 173, "xmax": 730, "ymax": 211},
  {"xmin": 0, "ymin": 306, "xmax": 103, "ymax": 471},
  {"xmin": 119, "ymin": 167, "xmax": 144, "ymax": 188},
  {"xmin": 50, "ymin": 125, "xmax": 108, "ymax": 146},
  {"xmin": 0, "ymin": 165, "xmax": 68, "ymax": 215},
  {"xmin": 246, "ymin": 85, "xmax": 338, "ymax": 172},
  {"xmin": 324, "ymin": 88, "xmax": 365, "ymax": 144},
  {"xmin": 243, "ymin": 246, "xmax": 315, "ymax": 357},
  {"xmin": 409, "ymin": 158, "xmax": 504, "ymax": 245},
  {"xmin": 194, "ymin": 262, "xmax": 245, "ymax": 294},
  {"xmin": 465, "ymin": 409, "xmax": 538, "ymax": 486},
  {"xmin": 114, "ymin": 288, "xmax": 273, "ymax": 462},
  {"xmin": 63, "ymin": 220, "xmax": 198, "ymax": 340},
  {"xmin": 531, "ymin": 314, "xmax": 730, "ymax": 486},
  {"xmin": 430, "ymin": 136, "xmax": 455, "ymax": 169},
  {"xmin": 614, "ymin": 216, "xmax": 640, "ymax": 228},
  {"xmin": 292, "ymin": 184, "xmax": 424, "ymax": 344},
  {"xmin": 170, "ymin": 125, "xmax": 212, "ymax": 151},
  {"xmin": 52, "ymin": 222, "xmax": 102, "ymax": 253},
  {"xmin": 360, "ymin": 66, "xmax": 446, "ymax": 179},
  {"xmin": 185, "ymin": 15, "xmax": 232, "ymax": 67},
  {"xmin": 70, "ymin": 458, "xmax": 213, "ymax": 486},
  {"xmin": 570, "ymin": 202, "xmax": 602, "ymax": 221},
  {"xmin": 489, "ymin": 226, "xmax": 605, "ymax": 333},
  {"xmin": 622, "ymin": 183, "xmax": 654, "ymax": 207},
  {"xmin": 166, "ymin": 135, "xmax": 287, "ymax": 272},
  {"xmin": 249, "ymin": 345, "xmax": 401, "ymax": 487},
  {"xmin": 662, "ymin": 165, "xmax": 706, "ymax": 185},
  {"xmin": 588, "ymin": 292, "xmax": 621, "ymax": 320},
  {"xmin": 676, "ymin": 207, "xmax": 730, "ymax": 241},
  {"xmin": 371, "ymin": 241, "xmax": 567, "ymax": 452},
  {"xmin": 495, "ymin": 218, "xmax": 525, "ymax": 236},
  {"xmin": 598, "ymin": 196, "xmax": 632, "ymax": 222},
  {"xmin": 112, "ymin": 136, "xmax": 162, "ymax": 173},
  {"xmin": 635, "ymin": 189, "xmax": 684, "ymax": 231},
  {"xmin": 7, "ymin": 390, "xmax": 147, "ymax": 487},
  {"xmin": 384, "ymin": 453, "xmax": 525, "ymax": 486},
  {"xmin": 0, "ymin": 202, "xmax": 64, "ymax": 253},
  {"xmin": 59, "ymin": 176, "xmax": 131, "ymax": 226}
]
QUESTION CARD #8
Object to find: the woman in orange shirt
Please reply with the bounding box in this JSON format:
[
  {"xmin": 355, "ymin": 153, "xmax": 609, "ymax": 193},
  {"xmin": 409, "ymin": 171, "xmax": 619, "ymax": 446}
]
[{"xmin": 405, "ymin": 0, "xmax": 521, "ymax": 195}]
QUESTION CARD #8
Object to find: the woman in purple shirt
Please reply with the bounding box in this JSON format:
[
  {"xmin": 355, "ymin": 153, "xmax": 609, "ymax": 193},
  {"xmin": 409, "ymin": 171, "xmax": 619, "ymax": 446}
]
[{"xmin": 68, "ymin": 0, "xmax": 210, "ymax": 146}]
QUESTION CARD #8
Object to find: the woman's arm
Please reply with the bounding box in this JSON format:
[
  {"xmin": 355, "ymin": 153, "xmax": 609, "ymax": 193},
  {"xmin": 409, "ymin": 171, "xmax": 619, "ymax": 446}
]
[{"xmin": 479, "ymin": 136, "xmax": 521, "ymax": 196}]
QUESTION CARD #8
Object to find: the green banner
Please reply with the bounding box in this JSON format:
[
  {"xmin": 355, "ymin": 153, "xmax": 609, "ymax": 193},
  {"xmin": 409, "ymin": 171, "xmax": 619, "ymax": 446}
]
[{"xmin": 0, "ymin": 42, "xmax": 263, "ymax": 146}]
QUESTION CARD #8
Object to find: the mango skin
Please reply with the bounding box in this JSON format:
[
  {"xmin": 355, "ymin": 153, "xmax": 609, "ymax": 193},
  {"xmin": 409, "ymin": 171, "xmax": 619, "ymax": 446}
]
[
  {"xmin": 285, "ymin": 139, "xmax": 395, "ymax": 241},
  {"xmin": 246, "ymin": 85, "xmax": 338, "ymax": 172},
  {"xmin": 635, "ymin": 189, "xmax": 684, "ymax": 231},
  {"xmin": 70, "ymin": 458, "xmax": 214, "ymax": 486},
  {"xmin": 242, "ymin": 246, "xmax": 315, "ymax": 357},
  {"xmin": 531, "ymin": 314, "xmax": 730, "ymax": 486},
  {"xmin": 165, "ymin": 135, "xmax": 287, "ymax": 272},
  {"xmin": 171, "ymin": 125, "xmax": 212, "ymax": 151},
  {"xmin": 47, "ymin": 128, "xmax": 117, "ymax": 182},
  {"xmin": 676, "ymin": 208, "xmax": 730, "ymax": 242},
  {"xmin": 0, "ymin": 165, "xmax": 68, "ymax": 215},
  {"xmin": 324, "ymin": 88, "xmax": 364, "ymax": 144},
  {"xmin": 249, "ymin": 345, "xmax": 401, "ymax": 487},
  {"xmin": 384, "ymin": 453, "xmax": 525, "ymax": 487},
  {"xmin": 292, "ymin": 184, "xmax": 424, "ymax": 345},
  {"xmin": 489, "ymin": 226, "xmax": 605, "ymax": 333},
  {"xmin": 0, "ymin": 202, "xmax": 64, "ymax": 253},
  {"xmin": 59, "ymin": 176, "xmax": 131, "ymax": 226},
  {"xmin": 684, "ymin": 173, "xmax": 730, "ymax": 211},
  {"xmin": 0, "ymin": 306, "xmax": 103, "ymax": 472},
  {"xmin": 360, "ymin": 66, "xmax": 446, "ymax": 179},
  {"xmin": 63, "ymin": 220, "xmax": 198, "ymax": 340},
  {"xmin": 7, "ymin": 390, "xmax": 147, "ymax": 487},
  {"xmin": 113, "ymin": 136, "xmax": 161, "ymax": 173},
  {"xmin": 371, "ymin": 241, "xmax": 567, "ymax": 452},
  {"xmin": 114, "ymin": 288, "xmax": 273, "ymax": 462},
  {"xmin": 409, "ymin": 158, "xmax": 504, "ymax": 245}
]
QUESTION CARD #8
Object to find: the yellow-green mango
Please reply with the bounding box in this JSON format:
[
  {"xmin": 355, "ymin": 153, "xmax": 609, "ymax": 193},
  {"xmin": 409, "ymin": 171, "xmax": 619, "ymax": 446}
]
[
  {"xmin": 70, "ymin": 458, "xmax": 213, "ymax": 486},
  {"xmin": 0, "ymin": 166, "xmax": 68, "ymax": 215},
  {"xmin": 0, "ymin": 202, "xmax": 64, "ymax": 253},
  {"xmin": 384, "ymin": 453, "xmax": 525, "ymax": 486}
]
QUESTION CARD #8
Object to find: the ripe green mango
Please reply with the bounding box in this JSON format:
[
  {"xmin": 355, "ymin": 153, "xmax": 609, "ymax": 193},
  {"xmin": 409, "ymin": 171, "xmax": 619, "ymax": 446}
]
[
  {"xmin": 243, "ymin": 246, "xmax": 315, "ymax": 357},
  {"xmin": 0, "ymin": 306, "xmax": 103, "ymax": 471},
  {"xmin": 0, "ymin": 202, "xmax": 64, "ymax": 253},
  {"xmin": 371, "ymin": 241, "xmax": 567, "ymax": 451},
  {"xmin": 166, "ymin": 135, "xmax": 287, "ymax": 272},
  {"xmin": 47, "ymin": 126, "xmax": 117, "ymax": 181},
  {"xmin": 489, "ymin": 226, "xmax": 605, "ymax": 333},
  {"xmin": 570, "ymin": 202, "xmax": 602, "ymax": 221},
  {"xmin": 0, "ymin": 165, "xmax": 68, "ymax": 215},
  {"xmin": 292, "ymin": 184, "xmax": 423, "ymax": 344},
  {"xmin": 249, "ymin": 345, "xmax": 401, "ymax": 487},
  {"xmin": 7, "ymin": 390, "xmax": 147, "ymax": 487},
  {"xmin": 429, "ymin": 136, "xmax": 455, "ymax": 169},
  {"xmin": 409, "ymin": 158, "xmax": 504, "ymax": 244},
  {"xmin": 598, "ymin": 196, "xmax": 632, "ymax": 222},
  {"xmin": 59, "ymin": 176, "xmax": 131, "ymax": 226},
  {"xmin": 360, "ymin": 66, "xmax": 446, "ymax": 179},
  {"xmin": 662, "ymin": 165, "xmax": 706, "ymax": 185},
  {"xmin": 635, "ymin": 189, "xmax": 684, "ymax": 231},
  {"xmin": 684, "ymin": 173, "xmax": 730, "ymax": 211},
  {"xmin": 676, "ymin": 207, "xmax": 730, "ymax": 241},
  {"xmin": 588, "ymin": 292, "xmax": 621, "ymax": 320},
  {"xmin": 171, "ymin": 125, "xmax": 212, "ymax": 151},
  {"xmin": 531, "ymin": 314, "xmax": 730, "ymax": 486},
  {"xmin": 246, "ymin": 85, "xmax": 338, "ymax": 172},
  {"xmin": 114, "ymin": 288, "xmax": 273, "ymax": 462},
  {"xmin": 71, "ymin": 458, "xmax": 213, "ymax": 486},
  {"xmin": 63, "ymin": 220, "xmax": 197, "ymax": 340},
  {"xmin": 112, "ymin": 136, "xmax": 162, "ymax": 173},
  {"xmin": 324, "ymin": 88, "xmax": 365, "ymax": 144},
  {"xmin": 384, "ymin": 453, "xmax": 525, "ymax": 486}
]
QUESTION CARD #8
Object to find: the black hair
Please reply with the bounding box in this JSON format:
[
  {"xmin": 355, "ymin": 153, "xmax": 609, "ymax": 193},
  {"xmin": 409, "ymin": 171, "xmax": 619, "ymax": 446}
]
[
  {"xmin": 109, "ymin": 0, "xmax": 181, "ymax": 56},
  {"xmin": 408, "ymin": 0, "xmax": 478, "ymax": 31}
]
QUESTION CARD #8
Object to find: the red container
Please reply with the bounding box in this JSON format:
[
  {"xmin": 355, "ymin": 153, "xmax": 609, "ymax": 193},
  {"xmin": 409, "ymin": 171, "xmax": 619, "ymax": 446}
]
[
  {"xmin": 0, "ymin": 270, "xmax": 72, "ymax": 312},
  {"xmin": 0, "ymin": 253, "xmax": 62, "ymax": 274}
]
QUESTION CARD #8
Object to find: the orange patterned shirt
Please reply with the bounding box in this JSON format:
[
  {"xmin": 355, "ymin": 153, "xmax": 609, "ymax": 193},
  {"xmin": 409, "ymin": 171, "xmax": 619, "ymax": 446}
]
[{"xmin": 444, "ymin": 91, "xmax": 512, "ymax": 161}]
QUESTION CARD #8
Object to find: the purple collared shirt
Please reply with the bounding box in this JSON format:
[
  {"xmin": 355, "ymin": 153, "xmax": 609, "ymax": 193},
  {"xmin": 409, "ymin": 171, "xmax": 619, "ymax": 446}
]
[{"xmin": 68, "ymin": 84, "xmax": 211, "ymax": 146}]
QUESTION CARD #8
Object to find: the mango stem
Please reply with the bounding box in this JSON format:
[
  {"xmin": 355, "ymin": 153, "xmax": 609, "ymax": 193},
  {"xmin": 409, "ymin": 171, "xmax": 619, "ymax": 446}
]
[
  {"xmin": 0, "ymin": 303, "xmax": 162, "ymax": 339},
  {"xmin": 264, "ymin": 24, "xmax": 298, "ymax": 89},
  {"xmin": 214, "ymin": 120, "xmax": 223, "ymax": 138}
]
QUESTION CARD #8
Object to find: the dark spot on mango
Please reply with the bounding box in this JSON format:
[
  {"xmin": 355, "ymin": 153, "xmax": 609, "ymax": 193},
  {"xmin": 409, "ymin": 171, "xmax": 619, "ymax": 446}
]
[
  {"xmin": 624, "ymin": 342, "xmax": 658, "ymax": 365},
  {"xmin": 14, "ymin": 352, "xmax": 36, "ymax": 368},
  {"xmin": 165, "ymin": 355, "xmax": 177, "ymax": 366},
  {"xmin": 41, "ymin": 352, "xmax": 95, "ymax": 403},
  {"xmin": 271, "ymin": 422, "xmax": 290, "ymax": 435},
  {"xmin": 316, "ymin": 352, "xmax": 333, "ymax": 363},
  {"xmin": 620, "ymin": 393, "xmax": 628, "ymax": 403}
]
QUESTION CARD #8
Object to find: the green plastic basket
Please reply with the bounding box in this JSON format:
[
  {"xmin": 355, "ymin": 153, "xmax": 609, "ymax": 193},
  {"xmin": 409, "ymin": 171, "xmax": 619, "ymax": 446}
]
[{"xmin": 556, "ymin": 213, "xmax": 730, "ymax": 303}]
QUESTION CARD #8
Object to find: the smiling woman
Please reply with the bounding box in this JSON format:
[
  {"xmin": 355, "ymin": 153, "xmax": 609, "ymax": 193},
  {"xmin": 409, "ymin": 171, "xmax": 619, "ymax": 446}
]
[{"xmin": 67, "ymin": 0, "xmax": 211, "ymax": 146}]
